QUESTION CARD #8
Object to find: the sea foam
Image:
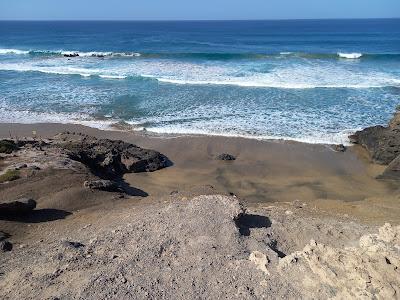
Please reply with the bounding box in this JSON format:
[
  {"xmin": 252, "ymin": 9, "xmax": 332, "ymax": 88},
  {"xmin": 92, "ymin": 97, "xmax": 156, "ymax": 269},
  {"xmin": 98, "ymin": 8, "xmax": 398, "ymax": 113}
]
[{"xmin": 338, "ymin": 52, "xmax": 363, "ymax": 59}]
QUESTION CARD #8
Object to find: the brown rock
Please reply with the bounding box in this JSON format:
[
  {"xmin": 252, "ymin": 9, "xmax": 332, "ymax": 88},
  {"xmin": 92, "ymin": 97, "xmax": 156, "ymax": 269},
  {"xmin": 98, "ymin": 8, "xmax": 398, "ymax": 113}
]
[{"xmin": 349, "ymin": 110, "xmax": 400, "ymax": 164}]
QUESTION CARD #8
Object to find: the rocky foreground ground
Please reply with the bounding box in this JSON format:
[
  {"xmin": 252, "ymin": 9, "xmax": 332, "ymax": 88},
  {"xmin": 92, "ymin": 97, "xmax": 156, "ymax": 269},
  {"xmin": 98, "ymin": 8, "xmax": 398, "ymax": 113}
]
[{"xmin": 0, "ymin": 194, "xmax": 399, "ymax": 299}]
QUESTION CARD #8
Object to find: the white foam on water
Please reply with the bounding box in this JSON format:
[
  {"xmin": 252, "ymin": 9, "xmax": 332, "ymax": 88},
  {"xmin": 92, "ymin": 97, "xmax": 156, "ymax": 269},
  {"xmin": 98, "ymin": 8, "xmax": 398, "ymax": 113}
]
[
  {"xmin": 338, "ymin": 52, "xmax": 363, "ymax": 59},
  {"xmin": 1, "ymin": 55, "xmax": 399, "ymax": 89},
  {"xmin": 0, "ymin": 48, "xmax": 29, "ymax": 55},
  {"xmin": 0, "ymin": 47, "xmax": 141, "ymax": 57},
  {"xmin": 142, "ymin": 124, "xmax": 354, "ymax": 145},
  {"xmin": 98, "ymin": 74, "xmax": 127, "ymax": 79}
]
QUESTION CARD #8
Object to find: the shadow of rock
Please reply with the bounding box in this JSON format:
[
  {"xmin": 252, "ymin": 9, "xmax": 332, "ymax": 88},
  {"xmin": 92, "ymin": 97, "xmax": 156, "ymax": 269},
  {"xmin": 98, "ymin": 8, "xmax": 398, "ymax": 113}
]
[
  {"xmin": 118, "ymin": 180, "xmax": 149, "ymax": 197},
  {"xmin": 235, "ymin": 213, "xmax": 272, "ymax": 236},
  {"xmin": 0, "ymin": 209, "xmax": 72, "ymax": 223}
]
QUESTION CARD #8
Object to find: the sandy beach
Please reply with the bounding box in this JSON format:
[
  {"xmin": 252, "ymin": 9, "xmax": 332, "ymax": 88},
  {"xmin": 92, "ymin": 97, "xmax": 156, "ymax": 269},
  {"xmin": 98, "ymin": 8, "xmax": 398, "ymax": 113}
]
[{"xmin": 0, "ymin": 122, "xmax": 399, "ymax": 224}]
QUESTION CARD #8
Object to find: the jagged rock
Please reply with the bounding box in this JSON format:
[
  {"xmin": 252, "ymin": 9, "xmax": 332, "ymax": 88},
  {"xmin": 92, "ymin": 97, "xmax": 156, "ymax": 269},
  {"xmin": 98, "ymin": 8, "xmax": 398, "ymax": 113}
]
[
  {"xmin": 349, "ymin": 110, "xmax": 400, "ymax": 164},
  {"xmin": 83, "ymin": 180, "xmax": 119, "ymax": 191},
  {"xmin": 0, "ymin": 198, "xmax": 36, "ymax": 215},
  {"xmin": 62, "ymin": 241, "xmax": 85, "ymax": 249},
  {"xmin": 278, "ymin": 223, "xmax": 400, "ymax": 299},
  {"xmin": 14, "ymin": 163, "xmax": 27, "ymax": 170},
  {"xmin": 331, "ymin": 144, "xmax": 346, "ymax": 152},
  {"xmin": 58, "ymin": 136, "xmax": 169, "ymax": 178},
  {"xmin": 216, "ymin": 153, "xmax": 236, "ymax": 161},
  {"xmin": 377, "ymin": 154, "xmax": 400, "ymax": 180},
  {"xmin": 0, "ymin": 140, "xmax": 18, "ymax": 154},
  {"xmin": 0, "ymin": 241, "xmax": 12, "ymax": 252}
]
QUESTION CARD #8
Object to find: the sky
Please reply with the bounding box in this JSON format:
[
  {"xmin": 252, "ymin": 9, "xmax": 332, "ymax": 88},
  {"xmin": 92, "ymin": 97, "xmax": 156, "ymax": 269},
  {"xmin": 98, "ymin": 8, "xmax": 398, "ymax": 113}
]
[{"xmin": 0, "ymin": 0, "xmax": 399, "ymax": 20}]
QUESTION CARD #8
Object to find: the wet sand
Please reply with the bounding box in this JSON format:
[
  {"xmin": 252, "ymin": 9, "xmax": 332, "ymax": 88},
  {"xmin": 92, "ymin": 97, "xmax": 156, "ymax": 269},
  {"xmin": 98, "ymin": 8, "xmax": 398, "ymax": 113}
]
[{"xmin": 0, "ymin": 122, "xmax": 399, "ymax": 224}]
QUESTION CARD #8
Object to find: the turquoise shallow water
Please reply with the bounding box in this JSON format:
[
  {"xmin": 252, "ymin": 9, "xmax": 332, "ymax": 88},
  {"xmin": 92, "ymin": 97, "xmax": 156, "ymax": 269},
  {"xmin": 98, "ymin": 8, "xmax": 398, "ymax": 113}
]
[{"xmin": 0, "ymin": 19, "xmax": 399, "ymax": 144}]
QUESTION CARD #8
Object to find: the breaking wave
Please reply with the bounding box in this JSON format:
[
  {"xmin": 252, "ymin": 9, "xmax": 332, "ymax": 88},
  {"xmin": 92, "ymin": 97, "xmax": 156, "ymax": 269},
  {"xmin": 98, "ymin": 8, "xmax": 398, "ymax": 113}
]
[
  {"xmin": 1, "ymin": 48, "xmax": 399, "ymax": 61},
  {"xmin": 337, "ymin": 52, "xmax": 363, "ymax": 59}
]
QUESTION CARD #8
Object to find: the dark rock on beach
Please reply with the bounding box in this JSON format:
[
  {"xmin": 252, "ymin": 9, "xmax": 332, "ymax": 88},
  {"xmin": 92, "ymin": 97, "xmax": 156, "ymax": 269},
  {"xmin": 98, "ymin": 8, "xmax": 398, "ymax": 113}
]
[
  {"xmin": 331, "ymin": 144, "xmax": 346, "ymax": 152},
  {"xmin": 0, "ymin": 140, "xmax": 19, "ymax": 154},
  {"xmin": 216, "ymin": 153, "xmax": 236, "ymax": 161},
  {"xmin": 0, "ymin": 240, "xmax": 13, "ymax": 252},
  {"xmin": 84, "ymin": 179, "xmax": 119, "ymax": 191},
  {"xmin": 349, "ymin": 109, "xmax": 400, "ymax": 165},
  {"xmin": 57, "ymin": 135, "xmax": 169, "ymax": 178},
  {"xmin": 62, "ymin": 241, "xmax": 85, "ymax": 249},
  {"xmin": 0, "ymin": 198, "xmax": 37, "ymax": 215}
]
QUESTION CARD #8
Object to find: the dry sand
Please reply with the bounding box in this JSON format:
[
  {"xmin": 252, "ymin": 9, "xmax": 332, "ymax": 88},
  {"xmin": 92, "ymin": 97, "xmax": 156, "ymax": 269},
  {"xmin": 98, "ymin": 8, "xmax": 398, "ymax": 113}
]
[{"xmin": 1, "ymin": 123, "xmax": 398, "ymax": 224}]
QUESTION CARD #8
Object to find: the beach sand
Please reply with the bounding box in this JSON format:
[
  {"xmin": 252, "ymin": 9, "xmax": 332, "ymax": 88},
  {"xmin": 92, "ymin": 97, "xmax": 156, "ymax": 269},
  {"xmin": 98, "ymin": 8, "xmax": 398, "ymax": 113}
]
[{"xmin": 0, "ymin": 122, "xmax": 398, "ymax": 225}]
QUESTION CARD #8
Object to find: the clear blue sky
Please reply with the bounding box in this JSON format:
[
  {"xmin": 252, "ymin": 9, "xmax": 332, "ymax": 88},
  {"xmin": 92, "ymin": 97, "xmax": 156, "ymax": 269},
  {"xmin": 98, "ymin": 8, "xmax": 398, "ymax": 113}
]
[{"xmin": 0, "ymin": 0, "xmax": 399, "ymax": 20}]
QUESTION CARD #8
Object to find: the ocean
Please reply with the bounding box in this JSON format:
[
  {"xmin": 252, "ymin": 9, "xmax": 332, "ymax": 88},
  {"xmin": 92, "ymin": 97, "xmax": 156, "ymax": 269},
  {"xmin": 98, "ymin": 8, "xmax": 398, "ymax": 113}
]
[{"xmin": 0, "ymin": 19, "xmax": 399, "ymax": 144}]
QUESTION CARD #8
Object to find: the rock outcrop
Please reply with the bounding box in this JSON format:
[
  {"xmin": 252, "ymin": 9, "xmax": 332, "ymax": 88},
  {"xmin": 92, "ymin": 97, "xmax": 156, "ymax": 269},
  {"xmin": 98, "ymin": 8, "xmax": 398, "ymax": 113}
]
[
  {"xmin": 83, "ymin": 179, "xmax": 119, "ymax": 191},
  {"xmin": 350, "ymin": 108, "xmax": 400, "ymax": 179},
  {"xmin": 0, "ymin": 195, "xmax": 397, "ymax": 299},
  {"xmin": 57, "ymin": 135, "xmax": 169, "ymax": 178},
  {"xmin": 0, "ymin": 140, "xmax": 18, "ymax": 154},
  {"xmin": 278, "ymin": 223, "xmax": 400, "ymax": 299},
  {"xmin": 349, "ymin": 109, "xmax": 400, "ymax": 165}
]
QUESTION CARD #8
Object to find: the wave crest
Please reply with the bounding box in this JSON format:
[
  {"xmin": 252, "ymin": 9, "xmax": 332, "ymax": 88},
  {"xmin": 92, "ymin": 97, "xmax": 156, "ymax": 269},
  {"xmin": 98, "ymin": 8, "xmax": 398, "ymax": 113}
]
[{"xmin": 337, "ymin": 52, "xmax": 363, "ymax": 59}]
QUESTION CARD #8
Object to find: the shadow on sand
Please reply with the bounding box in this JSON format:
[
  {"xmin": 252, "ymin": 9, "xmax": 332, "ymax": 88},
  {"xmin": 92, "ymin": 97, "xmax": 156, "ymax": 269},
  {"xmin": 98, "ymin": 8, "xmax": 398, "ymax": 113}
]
[
  {"xmin": 0, "ymin": 209, "xmax": 72, "ymax": 223},
  {"xmin": 235, "ymin": 213, "xmax": 272, "ymax": 236}
]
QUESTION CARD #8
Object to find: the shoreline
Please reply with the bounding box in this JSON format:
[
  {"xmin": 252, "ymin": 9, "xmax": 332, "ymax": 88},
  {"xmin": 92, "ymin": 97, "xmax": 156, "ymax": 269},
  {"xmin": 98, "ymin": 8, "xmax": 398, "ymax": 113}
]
[{"xmin": 0, "ymin": 122, "xmax": 354, "ymax": 146}]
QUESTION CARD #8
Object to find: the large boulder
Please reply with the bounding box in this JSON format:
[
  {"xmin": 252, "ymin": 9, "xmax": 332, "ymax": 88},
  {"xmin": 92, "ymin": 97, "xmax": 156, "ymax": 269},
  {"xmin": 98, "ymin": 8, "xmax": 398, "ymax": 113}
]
[
  {"xmin": 83, "ymin": 179, "xmax": 120, "ymax": 191},
  {"xmin": 59, "ymin": 136, "xmax": 169, "ymax": 178},
  {"xmin": 0, "ymin": 140, "xmax": 18, "ymax": 154},
  {"xmin": 0, "ymin": 198, "xmax": 36, "ymax": 215},
  {"xmin": 349, "ymin": 110, "xmax": 400, "ymax": 165}
]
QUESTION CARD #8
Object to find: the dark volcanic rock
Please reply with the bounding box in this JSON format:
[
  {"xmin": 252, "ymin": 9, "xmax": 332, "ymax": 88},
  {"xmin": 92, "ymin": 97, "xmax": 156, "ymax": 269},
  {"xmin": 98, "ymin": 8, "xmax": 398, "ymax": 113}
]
[
  {"xmin": 377, "ymin": 155, "xmax": 400, "ymax": 180},
  {"xmin": 60, "ymin": 137, "xmax": 169, "ymax": 178},
  {"xmin": 216, "ymin": 153, "xmax": 236, "ymax": 161},
  {"xmin": 84, "ymin": 179, "xmax": 119, "ymax": 191},
  {"xmin": 332, "ymin": 144, "xmax": 346, "ymax": 152},
  {"xmin": 62, "ymin": 241, "xmax": 85, "ymax": 249},
  {"xmin": 349, "ymin": 110, "xmax": 400, "ymax": 165},
  {"xmin": 0, "ymin": 198, "xmax": 36, "ymax": 215},
  {"xmin": 0, "ymin": 140, "xmax": 18, "ymax": 154},
  {"xmin": 0, "ymin": 240, "xmax": 13, "ymax": 252},
  {"xmin": 63, "ymin": 53, "xmax": 79, "ymax": 58}
]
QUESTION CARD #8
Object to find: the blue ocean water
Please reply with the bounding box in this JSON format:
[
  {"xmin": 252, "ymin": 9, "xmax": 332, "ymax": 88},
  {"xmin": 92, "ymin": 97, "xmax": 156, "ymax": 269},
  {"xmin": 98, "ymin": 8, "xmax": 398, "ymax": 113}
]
[{"xmin": 0, "ymin": 19, "xmax": 399, "ymax": 144}]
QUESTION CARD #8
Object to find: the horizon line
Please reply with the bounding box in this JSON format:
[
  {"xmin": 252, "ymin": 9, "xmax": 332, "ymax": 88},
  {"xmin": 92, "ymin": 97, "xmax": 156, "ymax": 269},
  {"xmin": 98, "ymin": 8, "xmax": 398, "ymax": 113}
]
[{"xmin": 0, "ymin": 17, "xmax": 399, "ymax": 22}]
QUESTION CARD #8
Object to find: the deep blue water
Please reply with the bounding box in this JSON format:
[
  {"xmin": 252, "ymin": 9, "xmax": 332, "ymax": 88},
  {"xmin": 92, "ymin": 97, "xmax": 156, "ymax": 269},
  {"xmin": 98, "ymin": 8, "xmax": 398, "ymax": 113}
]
[{"xmin": 0, "ymin": 19, "xmax": 399, "ymax": 143}]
